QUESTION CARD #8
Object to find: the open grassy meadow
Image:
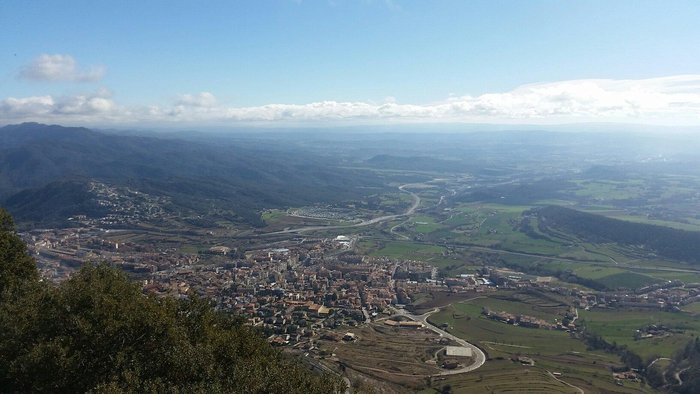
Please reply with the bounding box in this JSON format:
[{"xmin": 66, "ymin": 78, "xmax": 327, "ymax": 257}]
[
  {"xmin": 579, "ymin": 309, "xmax": 700, "ymax": 360},
  {"xmin": 362, "ymin": 240, "xmax": 446, "ymax": 260},
  {"xmin": 682, "ymin": 302, "xmax": 700, "ymax": 315}
]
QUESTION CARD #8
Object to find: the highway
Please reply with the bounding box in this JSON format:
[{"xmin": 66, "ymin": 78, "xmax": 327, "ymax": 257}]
[{"xmin": 263, "ymin": 183, "xmax": 421, "ymax": 236}]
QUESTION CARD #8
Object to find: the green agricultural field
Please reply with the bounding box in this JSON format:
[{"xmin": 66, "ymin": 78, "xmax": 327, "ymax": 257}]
[
  {"xmin": 430, "ymin": 302, "xmax": 584, "ymax": 355},
  {"xmin": 178, "ymin": 245, "xmax": 202, "ymax": 254},
  {"xmin": 365, "ymin": 186, "xmax": 700, "ymax": 291},
  {"xmin": 442, "ymin": 211, "xmax": 481, "ymax": 228},
  {"xmin": 682, "ymin": 302, "xmax": 700, "ymax": 315},
  {"xmin": 461, "ymin": 291, "xmax": 570, "ymax": 323},
  {"xmin": 579, "ymin": 309, "xmax": 700, "ymax": 359},
  {"xmin": 379, "ymin": 191, "xmax": 414, "ymax": 210},
  {"xmin": 598, "ymin": 212, "xmax": 700, "ymax": 232},
  {"xmin": 571, "ymin": 180, "xmax": 645, "ymax": 200},
  {"xmin": 354, "ymin": 239, "xmax": 379, "ymax": 254},
  {"xmin": 262, "ymin": 209, "xmax": 287, "ymax": 223},
  {"xmin": 426, "ymin": 298, "xmax": 647, "ymax": 393},
  {"xmin": 640, "ymin": 270, "xmax": 700, "ymax": 283},
  {"xmin": 570, "ymin": 266, "xmax": 660, "ymax": 289},
  {"xmin": 595, "ymin": 272, "xmax": 660, "ymax": 289},
  {"xmin": 411, "ymin": 215, "xmax": 443, "ymax": 234},
  {"xmin": 473, "ymin": 203, "xmax": 535, "ymax": 214},
  {"xmin": 445, "ymin": 204, "xmax": 573, "ymax": 255},
  {"xmin": 367, "ymin": 240, "xmax": 446, "ymax": 260},
  {"xmin": 570, "ymin": 265, "xmax": 623, "ymax": 280}
]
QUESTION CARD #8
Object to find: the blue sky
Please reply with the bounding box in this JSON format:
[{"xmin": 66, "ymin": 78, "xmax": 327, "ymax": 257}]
[{"xmin": 1, "ymin": 1, "xmax": 700, "ymax": 127}]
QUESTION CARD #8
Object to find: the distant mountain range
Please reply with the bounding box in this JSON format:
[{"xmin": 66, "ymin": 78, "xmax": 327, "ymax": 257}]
[{"xmin": 0, "ymin": 123, "xmax": 383, "ymax": 227}]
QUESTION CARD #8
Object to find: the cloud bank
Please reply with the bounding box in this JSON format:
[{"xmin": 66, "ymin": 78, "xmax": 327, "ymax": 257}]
[
  {"xmin": 18, "ymin": 54, "xmax": 105, "ymax": 82},
  {"xmin": 3, "ymin": 75, "xmax": 700, "ymax": 126}
]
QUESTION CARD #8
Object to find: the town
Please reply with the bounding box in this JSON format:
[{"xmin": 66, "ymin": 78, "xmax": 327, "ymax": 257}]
[{"xmin": 22, "ymin": 224, "xmax": 700, "ymax": 351}]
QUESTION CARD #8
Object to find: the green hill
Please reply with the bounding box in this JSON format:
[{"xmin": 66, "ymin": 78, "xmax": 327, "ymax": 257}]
[
  {"xmin": 0, "ymin": 123, "xmax": 383, "ymax": 227},
  {"xmin": 534, "ymin": 205, "xmax": 700, "ymax": 264}
]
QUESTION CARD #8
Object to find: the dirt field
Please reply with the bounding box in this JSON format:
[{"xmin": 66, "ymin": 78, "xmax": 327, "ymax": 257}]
[{"xmin": 316, "ymin": 322, "xmax": 465, "ymax": 390}]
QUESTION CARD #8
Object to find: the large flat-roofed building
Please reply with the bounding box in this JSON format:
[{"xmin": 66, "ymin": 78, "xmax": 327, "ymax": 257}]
[{"xmin": 445, "ymin": 346, "xmax": 473, "ymax": 357}]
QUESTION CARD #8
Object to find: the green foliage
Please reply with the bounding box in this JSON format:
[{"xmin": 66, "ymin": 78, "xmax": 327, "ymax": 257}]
[
  {"xmin": 535, "ymin": 205, "xmax": 700, "ymax": 264},
  {"xmin": 0, "ymin": 208, "xmax": 38, "ymax": 296},
  {"xmin": 668, "ymin": 338, "xmax": 700, "ymax": 393},
  {"xmin": 1, "ymin": 123, "xmax": 384, "ymax": 228},
  {"xmin": 0, "ymin": 209, "xmax": 341, "ymax": 393},
  {"xmin": 455, "ymin": 178, "xmax": 577, "ymax": 205},
  {"xmin": 3, "ymin": 180, "xmax": 110, "ymax": 227},
  {"xmin": 594, "ymin": 272, "xmax": 660, "ymax": 290}
]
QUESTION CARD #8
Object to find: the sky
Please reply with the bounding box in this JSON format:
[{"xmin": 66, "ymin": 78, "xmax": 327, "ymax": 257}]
[{"xmin": 1, "ymin": 0, "xmax": 700, "ymax": 128}]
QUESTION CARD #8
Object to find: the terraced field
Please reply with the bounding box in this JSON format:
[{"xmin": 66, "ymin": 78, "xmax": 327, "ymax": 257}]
[{"xmin": 316, "ymin": 322, "xmax": 453, "ymax": 389}]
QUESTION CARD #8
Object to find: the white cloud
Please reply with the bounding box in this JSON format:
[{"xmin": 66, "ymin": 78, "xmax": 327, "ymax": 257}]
[
  {"xmin": 18, "ymin": 54, "xmax": 105, "ymax": 82},
  {"xmin": 434, "ymin": 76, "xmax": 700, "ymax": 122},
  {"xmin": 1, "ymin": 89, "xmax": 118, "ymax": 122},
  {"xmin": 52, "ymin": 89, "xmax": 116, "ymax": 115},
  {"xmin": 0, "ymin": 96, "xmax": 55, "ymax": 117},
  {"xmin": 2, "ymin": 75, "xmax": 700, "ymax": 126},
  {"xmin": 175, "ymin": 92, "xmax": 218, "ymax": 108}
]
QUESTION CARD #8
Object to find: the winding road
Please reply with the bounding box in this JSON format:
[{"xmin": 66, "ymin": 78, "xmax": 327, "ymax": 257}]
[
  {"xmin": 647, "ymin": 357, "xmax": 672, "ymax": 369},
  {"xmin": 675, "ymin": 367, "xmax": 690, "ymax": 386},
  {"xmin": 263, "ymin": 183, "xmax": 421, "ymax": 236},
  {"xmin": 396, "ymin": 307, "xmax": 487, "ymax": 375}
]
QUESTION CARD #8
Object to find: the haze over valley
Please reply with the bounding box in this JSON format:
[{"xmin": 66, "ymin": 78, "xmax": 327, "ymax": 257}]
[
  {"xmin": 3, "ymin": 1, "xmax": 700, "ymax": 393},
  {"xmin": 3, "ymin": 121, "xmax": 700, "ymax": 392}
]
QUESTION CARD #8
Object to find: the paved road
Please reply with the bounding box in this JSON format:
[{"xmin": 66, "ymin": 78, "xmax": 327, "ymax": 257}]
[
  {"xmin": 397, "ymin": 308, "xmax": 487, "ymax": 375},
  {"xmin": 263, "ymin": 183, "xmax": 421, "ymax": 236},
  {"xmin": 388, "ymin": 184, "xmax": 422, "ymax": 240},
  {"xmin": 399, "ymin": 184, "xmax": 421, "ymax": 215},
  {"xmin": 389, "ymin": 218, "xmax": 411, "ymax": 239}
]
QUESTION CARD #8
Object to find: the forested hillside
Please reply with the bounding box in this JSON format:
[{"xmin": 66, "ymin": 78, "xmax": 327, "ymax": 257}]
[
  {"xmin": 0, "ymin": 123, "xmax": 383, "ymax": 227},
  {"xmin": 534, "ymin": 205, "xmax": 700, "ymax": 264}
]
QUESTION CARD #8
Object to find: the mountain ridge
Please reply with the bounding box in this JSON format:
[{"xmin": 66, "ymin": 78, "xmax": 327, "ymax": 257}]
[{"xmin": 0, "ymin": 123, "xmax": 383, "ymax": 227}]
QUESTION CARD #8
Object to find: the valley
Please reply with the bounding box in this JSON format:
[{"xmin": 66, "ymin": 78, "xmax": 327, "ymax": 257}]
[
  {"xmin": 4, "ymin": 3, "xmax": 700, "ymax": 392},
  {"xmin": 5, "ymin": 124, "xmax": 700, "ymax": 392}
]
